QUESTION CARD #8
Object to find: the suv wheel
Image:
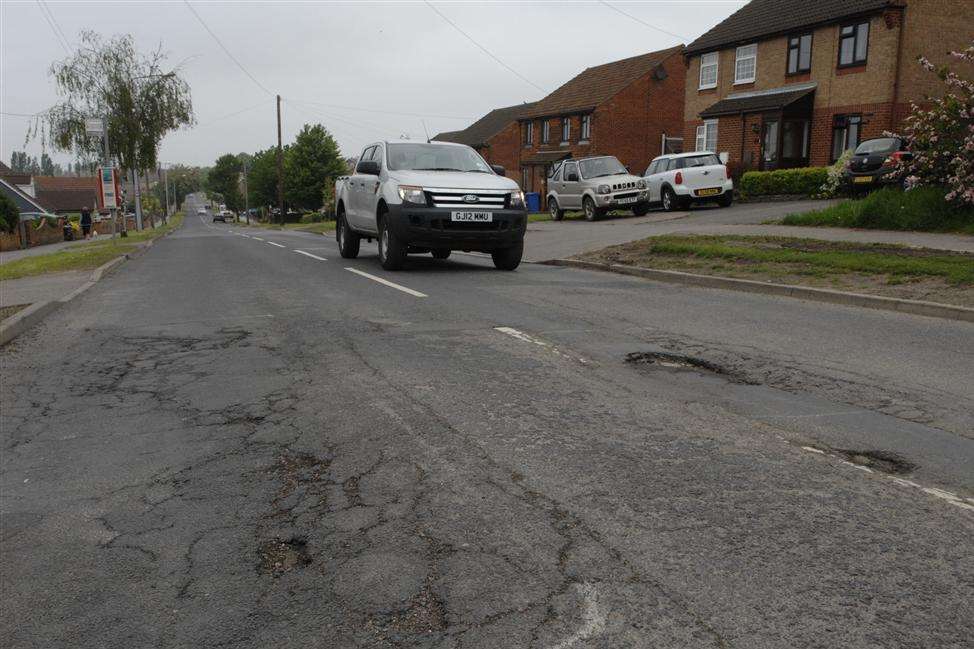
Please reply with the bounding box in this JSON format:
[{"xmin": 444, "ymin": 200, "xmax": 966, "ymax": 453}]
[
  {"xmin": 431, "ymin": 249, "xmax": 451, "ymax": 260},
  {"xmin": 633, "ymin": 204, "xmax": 650, "ymax": 217},
  {"xmin": 549, "ymin": 198, "xmax": 565, "ymax": 221},
  {"xmin": 337, "ymin": 213, "xmax": 360, "ymax": 259},
  {"xmin": 583, "ymin": 196, "xmax": 599, "ymax": 221},
  {"xmin": 661, "ymin": 187, "xmax": 678, "ymax": 212},
  {"xmin": 491, "ymin": 242, "xmax": 523, "ymax": 271},
  {"xmin": 717, "ymin": 192, "xmax": 733, "ymax": 208},
  {"xmin": 378, "ymin": 216, "xmax": 406, "ymax": 270}
]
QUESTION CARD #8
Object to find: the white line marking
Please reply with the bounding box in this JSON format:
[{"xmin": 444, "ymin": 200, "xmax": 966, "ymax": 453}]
[
  {"xmin": 344, "ymin": 267, "xmax": 427, "ymax": 297},
  {"xmin": 550, "ymin": 583, "xmax": 606, "ymax": 649},
  {"xmin": 240, "ymin": 235, "xmax": 251, "ymax": 238},
  {"xmin": 494, "ymin": 326, "xmax": 589, "ymax": 364},
  {"xmin": 266, "ymin": 241, "xmax": 286, "ymax": 248},
  {"xmin": 294, "ymin": 250, "xmax": 327, "ymax": 261},
  {"xmin": 252, "ymin": 237, "xmax": 264, "ymax": 241},
  {"xmin": 800, "ymin": 446, "xmax": 974, "ymax": 513}
]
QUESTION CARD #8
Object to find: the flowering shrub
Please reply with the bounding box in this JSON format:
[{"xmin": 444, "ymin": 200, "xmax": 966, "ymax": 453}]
[
  {"xmin": 819, "ymin": 149, "xmax": 854, "ymax": 198},
  {"xmin": 896, "ymin": 42, "xmax": 974, "ymax": 205}
]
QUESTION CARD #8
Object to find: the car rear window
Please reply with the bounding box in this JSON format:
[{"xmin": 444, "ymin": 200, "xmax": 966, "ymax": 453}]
[
  {"xmin": 681, "ymin": 154, "xmax": 721, "ymax": 168},
  {"xmin": 854, "ymin": 138, "xmax": 900, "ymax": 155}
]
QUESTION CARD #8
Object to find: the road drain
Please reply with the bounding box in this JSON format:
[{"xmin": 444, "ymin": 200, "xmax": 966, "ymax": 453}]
[
  {"xmin": 831, "ymin": 448, "xmax": 917, "ymax": 475},
  {"xmin": 259, "ymin": 537, "xmax": 311, "ymax": 575}
]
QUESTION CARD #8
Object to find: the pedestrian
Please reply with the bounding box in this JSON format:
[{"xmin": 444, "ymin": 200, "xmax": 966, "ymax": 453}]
[{"xmin": 80, "ymin": 205, "xmax": 92, "ymax": 239}]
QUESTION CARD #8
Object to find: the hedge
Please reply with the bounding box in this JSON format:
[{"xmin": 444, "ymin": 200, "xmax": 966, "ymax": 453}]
[{"xmin": 740, "ymin": 167, "xmax": 828, "ymax": 197}]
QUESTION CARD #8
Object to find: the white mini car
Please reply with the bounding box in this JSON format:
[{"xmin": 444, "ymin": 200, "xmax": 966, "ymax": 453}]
[{"xmin": 643, "ymin": 152, "xmax": 734, "ymax": 211}]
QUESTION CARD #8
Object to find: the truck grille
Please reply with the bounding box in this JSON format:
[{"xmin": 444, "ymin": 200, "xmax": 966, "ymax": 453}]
[
  {"xmin": 426, "ymin": 188, "xmax": 509, "ymax": 209},
  {"xmin": 611, "ymin": 181, "xmax": 637, "ymax": 191}
]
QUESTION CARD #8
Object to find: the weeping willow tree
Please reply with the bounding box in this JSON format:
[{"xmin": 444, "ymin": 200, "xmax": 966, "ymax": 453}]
[{"xmin": 29, "ymin": 31, "xmax": 194, "ymax": 205}]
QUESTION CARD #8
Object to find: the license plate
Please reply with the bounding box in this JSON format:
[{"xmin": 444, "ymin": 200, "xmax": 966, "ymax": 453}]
[
  {"xmin": 451, "ymin": 211, "xmax": 492, "ymax": 222},
  {"xmin": 616, "ymin": 197, "xmax": 638, "ymax": 205},
  {"xmin": 697, "ymin": 188, "xmax": 720, "ymax": 197},
  {"xmin": 853, "ymin": 176, "xmax": 873, "ymax": 184}
]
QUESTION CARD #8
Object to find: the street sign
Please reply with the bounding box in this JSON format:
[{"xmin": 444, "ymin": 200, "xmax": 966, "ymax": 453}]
[
  {"xmin": 100, "ymin": 166, "xmax": 120, "ymax": 209},
  {"xmin": 85, "ymin": 118, "xmax": 105, "ymax": 136}
]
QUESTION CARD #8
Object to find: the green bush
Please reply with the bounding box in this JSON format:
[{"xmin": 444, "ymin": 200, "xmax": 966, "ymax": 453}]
[
  {"xmin": 740, "ymin": 167, "xmax": 829, "ymax": 197},
  {"xmin": 781, "ymin": 186, "xmax": 974, "ymax": 233},
  {"xmin": 0, "ymin": 193, "xmax": 18, "ymax": 233}
]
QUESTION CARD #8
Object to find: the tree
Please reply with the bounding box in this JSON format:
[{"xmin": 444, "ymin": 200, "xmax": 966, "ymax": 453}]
[
  {"xmin": 40, "ymin": 153, "xmax": 57, "ymax": 176},
  {"xmin": 36, "ymin": 31, "xmax": 193, "ymax": 186},
  {"xmin": 0, "ymin": 193, "xmax": 19, "ymax": 233},
  {"xmin": 151, "ymin": 164, "xmax": 205, "ymax": 210},
  {"xmin": 283, "ymin": 123, "xmax": 345, "ymax": 210},
  {"xmin": 208, "ymin": 154, "xmax": 242, "ymax": 211},
  {"xmin": 898, "ymin": 41, "xmax": 974, "ymax": 205},
  {"xmin": 246, "ymin": 148, "xmax": 280, "ymax": 209},
  {"xmin": 10, "ymin": 151, "xmax": 39, "ymax": 174}
]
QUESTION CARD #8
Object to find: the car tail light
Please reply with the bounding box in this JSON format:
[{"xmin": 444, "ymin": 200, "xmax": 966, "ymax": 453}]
[
  {"xmin": 722, "ymin": 165, "xmax": 728, "ymax": 180},
  {"xmin": 675, "ymin": 171, "xmax": 683, "ymax": 185},
  {"xmin": 885, "ymin": 151, "xmax": 907, "ymax": 166}
]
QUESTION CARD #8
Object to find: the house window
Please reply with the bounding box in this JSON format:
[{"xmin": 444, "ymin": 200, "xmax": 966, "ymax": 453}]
[
  {"xmin": 838, "ymin": 22, "xmax": 869, "ymax": 67},
  {"xmin": 695, "ymin": 120, "xmax": 718, "ymax": 152},
  {"xmin": 542, "ymin": 120, "xmax": 550, "ymax": 144},
  {"xmin": 523, "ymin": 122, "xmax": 533, "ymax": 146},
  {"xmin": 787, "ymin": 33, "xmax": 812, "ymax": 74},
  {"xmin": 831, "ymin": 114, "xmax": 862, "ymax": 161},
  {"xmin": 521, "ymin": 167, "xmax": 532, "ymax": 192},
  {"xmin": 561, "ymin": 117, "xmax": 571, "ymax": 143},
  {"xmin": 699, "ymin": 52, "xmax": 718, "ymax": 89},
  {"xmin": 580, "ymin": 115, "xmax": 591, "ymax": 141},
  {"xmin": 735, "ymin": 44, "xmax": 757, "ymax": 84}
]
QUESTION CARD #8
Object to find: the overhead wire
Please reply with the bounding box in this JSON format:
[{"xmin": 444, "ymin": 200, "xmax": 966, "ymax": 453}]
[
  {"xmin": 183, "ymin": 0, "xmax": 274, "ymax": 96},
  {"xmin": 424, "ymin": 1, "xmax": 546, "ymax": 93},
  {"xmin": 596, "ymin": 0, "xmax": 689, "ymax": 42},
  {"xmin": 35, "ymin": 0, "xmax": 71, "ymax": 55}
]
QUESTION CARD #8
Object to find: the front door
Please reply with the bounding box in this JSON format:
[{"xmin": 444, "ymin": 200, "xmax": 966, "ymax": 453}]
[{"xmin": 761, "ymin": 119, "xmax": 780, "ymax": 171}]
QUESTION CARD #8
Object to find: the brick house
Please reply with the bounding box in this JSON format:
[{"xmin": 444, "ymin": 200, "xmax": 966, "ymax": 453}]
[
  {"xmin": 33, "ymin": 175, "xmax": 102, "ymax": 213},
  {"xmin": 432, "ymin": 102, "xmax": 538, "ymax": 181},
  {"xmin": 517, "ymin": 45, "xmax": 686, "ymax": 201},
  {"xmin": 684, "ymin": 0, "xmax": 974, "ymax": 172}
]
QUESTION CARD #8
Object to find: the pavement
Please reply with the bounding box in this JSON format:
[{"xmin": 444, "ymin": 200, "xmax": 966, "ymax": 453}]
[
  {"xmin": 2, "ymin": 195, "xmax": 972, "ymax": 648},
  {"xmin": 0, "ymin": 270, "xmax": 91, "ymax": 309}
]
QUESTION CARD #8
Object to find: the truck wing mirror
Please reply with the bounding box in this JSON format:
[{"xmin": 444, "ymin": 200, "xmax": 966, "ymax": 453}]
[{"xmin": 356, "ymin": 160, "xmax": 380, "ymax": 175}]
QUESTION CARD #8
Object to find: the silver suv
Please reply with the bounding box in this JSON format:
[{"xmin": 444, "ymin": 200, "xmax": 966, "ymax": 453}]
[{"xmin": 546, "ymin": 156, "xmax": 649, "ymax": 221}]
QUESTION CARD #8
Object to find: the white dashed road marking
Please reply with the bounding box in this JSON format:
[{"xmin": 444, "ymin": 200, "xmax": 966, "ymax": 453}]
[
  {"xmin": 252, "ymin": 237, "xmax": 264, "ymax": 241},
  {"xmin": 294, "ymin": 250, "xmax": 327, "ymax": 261},
  {"xmin": 266, "ymin": 241, "xmax": 286, "ymax": 248},
  {"xmin": 344, "ymin": 267, "xmax": 427, "ymax": 298},
  {"xmin": 798, "ymin": 445, "xmax": 974, "ymax": 512},
  {"xmin": 494, "ymin": 326, "xmax": 589, "ymax": 365}
]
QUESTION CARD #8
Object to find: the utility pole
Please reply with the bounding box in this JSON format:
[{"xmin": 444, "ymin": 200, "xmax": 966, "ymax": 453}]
[
  {"xmin": 276, "ymin": 94, "xmax": 284, "ymax": 225},
  {"xmin": 242, "ymin": 159, "xmax": 250, "ymax": 224},
  {"xmin": 162, "ymin": 164, "xmax": 170, "ymax": 223}
]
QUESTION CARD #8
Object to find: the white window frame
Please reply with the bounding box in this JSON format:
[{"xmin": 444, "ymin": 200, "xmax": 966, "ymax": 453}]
[
  {"xmin": 699, "ymin": 52, "xmax": 718, "ymax": 89},
  {"xmin": 735, "ymin": 44, "xmax": 757, "ymax": 84},
  {"xmin": 524, "ymin": 122, "xmax": 533, "ymax": 146},
  {"xmin": 695, "ymin": 120, "xmax": 718, "ymax": 152},
  {"xmin": 580, "ymin": 115, "xmax": 591, "ymax": 141},
  {"xmin": 542, "ymin": 120, "xmax": 550, "ymax": 144},
  {"xmin": 561, "ymin": 117, "xmax": 571, "ymax": 144}
]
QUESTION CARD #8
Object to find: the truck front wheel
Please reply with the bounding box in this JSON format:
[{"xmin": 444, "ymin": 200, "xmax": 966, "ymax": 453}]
[
  {"xmin": 492, "ymin": 242, "xmax": 523, "ymax": 271},
  {"xmin": 337, "ymin": 214, "xmax": 360, "ymax": 259},
  {"xmin": 378, "ymin": 216, "xmax": 407, "ymax": 270}
]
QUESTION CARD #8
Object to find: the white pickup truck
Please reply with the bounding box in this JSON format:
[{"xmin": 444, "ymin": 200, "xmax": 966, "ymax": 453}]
[{"xmin": 334, "ymin": 141, "xmax": 527, "ymax": 270}]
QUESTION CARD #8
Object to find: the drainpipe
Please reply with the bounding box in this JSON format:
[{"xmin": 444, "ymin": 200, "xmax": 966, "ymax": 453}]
[{"xmin": 891, "ymin": 6, "xmax": 906, "ymax": 130}]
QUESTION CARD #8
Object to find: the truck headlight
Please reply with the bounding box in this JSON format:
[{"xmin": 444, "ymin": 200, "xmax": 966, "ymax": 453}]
[
  {"xmin": 397, "ymin": 185, "xmax": 426, "ymax": 205},
  {"xmin": 597, "ymin": 184, "xmax": 611, "ymax": 194},
  {"xmin": 636, "ymin": 179, "xmax": 646, "ymax": 189},
  {"xmin": 509, "ymin": 190, "xmax": 525, "ymax": 209}
]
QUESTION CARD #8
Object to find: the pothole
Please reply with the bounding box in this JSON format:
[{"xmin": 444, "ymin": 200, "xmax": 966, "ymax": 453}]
[
  {"xmin": 258, "ymin": 537, "xmax": 311, "ymax": 575},
  {"xmin": 366, "ymin": 578, "xmax": 447, "ymax": 640},
  {"xmin": 831, "ymin": 448, "xmax": 917, "ymax": 475},
  {"xmin": 626, "ymin": 351, "xmax": 746, "ymax": 379}
]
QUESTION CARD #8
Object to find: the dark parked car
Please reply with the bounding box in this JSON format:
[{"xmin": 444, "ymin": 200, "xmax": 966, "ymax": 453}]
[{"xmin": 843, "ymin": 137, "xmax": 912, "ymax": 191}]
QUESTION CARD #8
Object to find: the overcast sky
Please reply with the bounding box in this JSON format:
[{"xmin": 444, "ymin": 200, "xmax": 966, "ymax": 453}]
[{"xmin": 1, "ymin": 0, "xmax": 745, "ymax": 169}]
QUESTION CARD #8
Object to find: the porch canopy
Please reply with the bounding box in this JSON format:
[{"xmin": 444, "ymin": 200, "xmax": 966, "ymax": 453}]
[
  {"xmin": 700, "ymin": 82, "xmax": 816, "ymax": 119},
  {"xmin": 521, "ymin": 151, "xmax": 571, "ymax": 165}
]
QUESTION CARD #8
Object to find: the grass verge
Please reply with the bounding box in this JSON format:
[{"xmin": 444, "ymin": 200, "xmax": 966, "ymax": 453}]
[
  {"xmin": 0, "ymin": 212, "xmax": 184, "ymax": 281},
  {"xmin": 779, "ymin": 187, "xmax": 974, "ymax": 234},
  {"xmin": 574, "ymin": 234, "xmax": 974, "ymax": 307}
]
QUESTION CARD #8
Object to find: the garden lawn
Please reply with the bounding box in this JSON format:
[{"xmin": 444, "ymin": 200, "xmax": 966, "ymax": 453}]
[
  {"xmin": 0, "ymin": 212, "xmax": 183, "ymax": 281},
  {"xmin": 575, "ymin": 234, "xmax": 974, "ymax": 308}
]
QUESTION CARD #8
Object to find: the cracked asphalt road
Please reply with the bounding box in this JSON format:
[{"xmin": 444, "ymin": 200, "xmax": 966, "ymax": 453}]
[{"xmin": 2, "ymin": 197, "xmax": 972, "ymax": 648}]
